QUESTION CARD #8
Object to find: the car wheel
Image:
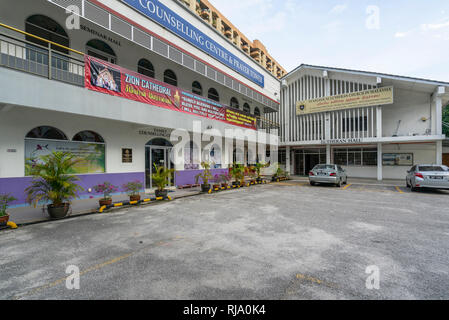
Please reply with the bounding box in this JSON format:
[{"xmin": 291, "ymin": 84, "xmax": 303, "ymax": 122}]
[
  {"xmin": 336, "ymin": 179, "xmax": 342, "ymax": 188},
  {"xmin": 310, "ymin": 181, "xmax": 316, "ymax": 186},
  {"xmin": 406, "ymin": 179, "xmax": 410, "ymax": 188}
]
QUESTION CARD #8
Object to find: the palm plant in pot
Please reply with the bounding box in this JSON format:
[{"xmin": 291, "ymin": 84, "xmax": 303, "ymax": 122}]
[
  {"xmin": 195, "ymin": 161, "xmax": 213, "ymax": 193},
  {"xmin": 230, "ymin": 163, "xmax": 244, "ymax": 187},
  {"xmin": 248, "ymin": 166, "xmax": 257, "ymax": 185},
  {"xmin": 254, "ymin": 162, "xmax": 267, "ymax": 183},
  {"xmin": 123, "ymin": 180, "xmax": 143, "ymax": 202},
  {"xmin": 25, "ymin": 151, "xmax": 84, "ymax": 219},
  {"xmin": 152, "ymin": 164, "xmax": 174, "ymax": 198},
  {"xmin": 0, "ymin": 194, "xmax": 16, "ymax": 226},
  {"xmin": 93, "ymin": 182, "xmax": 118, "ymax": 207}
]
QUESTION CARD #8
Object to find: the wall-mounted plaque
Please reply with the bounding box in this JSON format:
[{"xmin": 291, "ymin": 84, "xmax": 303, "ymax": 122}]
[{"xmin": 122, "ymin": 148, "xmax": 133, "ymax": 163}]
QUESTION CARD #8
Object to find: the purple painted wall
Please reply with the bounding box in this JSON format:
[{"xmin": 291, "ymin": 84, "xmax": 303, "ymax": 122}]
[
  {"xmin": 0, "ymin": 172, "xmax": 145, "ymax": 207},
  {"xmin": 175, "ymin": 169, "xmax": 229, "ymax": 186}
]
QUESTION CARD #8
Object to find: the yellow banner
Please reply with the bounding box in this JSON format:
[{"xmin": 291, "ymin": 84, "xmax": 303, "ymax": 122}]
[{"xmin": 296, "ymin": 86, "xmax": 394, "ymax": 115}]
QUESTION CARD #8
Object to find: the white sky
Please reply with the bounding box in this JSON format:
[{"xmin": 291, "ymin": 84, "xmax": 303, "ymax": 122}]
[{"xmin": 210, "ymin": 0, "xmax": 449, "ymax": 81}]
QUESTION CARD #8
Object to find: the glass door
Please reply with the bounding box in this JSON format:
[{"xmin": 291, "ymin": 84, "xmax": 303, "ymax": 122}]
[{"xmin": 145, "ymin": 146, "xmax": 173, "ymax": 189}]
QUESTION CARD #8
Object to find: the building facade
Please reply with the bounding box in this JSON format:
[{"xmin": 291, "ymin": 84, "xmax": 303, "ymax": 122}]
[
  {"xmin": 0, "ymin": 0, "xmax": 281, "ymax": 206},
  {"xmin": 278, "ymin": 65, "xmax": 449, "ymax": 180}
]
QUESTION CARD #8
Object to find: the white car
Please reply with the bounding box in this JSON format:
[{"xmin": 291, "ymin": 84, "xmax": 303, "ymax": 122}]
[
  {"xmin": 406, "ymin": 164, "xmax": 449, "ymax": 191},
  {"xmin": 309, "ymin": 164, "xmax": 348, "ymax": 187}
]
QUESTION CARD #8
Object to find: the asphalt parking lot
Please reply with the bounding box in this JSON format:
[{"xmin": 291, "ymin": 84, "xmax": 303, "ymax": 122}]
[{"xmin": 1, "ymin": 181, "xmax": 448, "ymax": 300}]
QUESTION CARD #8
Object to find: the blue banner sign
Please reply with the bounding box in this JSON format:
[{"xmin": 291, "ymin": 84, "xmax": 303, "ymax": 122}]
[{"xmin": 121, "ymin": 0, "xmax": 265, "ymax": 87}]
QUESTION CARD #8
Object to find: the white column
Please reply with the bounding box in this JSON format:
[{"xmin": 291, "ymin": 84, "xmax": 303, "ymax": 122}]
[
  {"xmin": 326, "ymin": 144, "xmax": 331, "ymax": 164},
  {"xmin": 436, "ymin": 141, "xmax": 443, "ymax": 165},
  {"xmin": 376, "ymin": 106, "xmax": 382, "ymax": 138},
  {"xmin": 432, "ymin": 86, "xmax": 445, "ymax": 135},
  {"xmin": 291, "ymin": 149, "xmax": 295, "ymax": 175},
  {"xmin": 377, "ymin": 143, "xmax": 383, "ymax": 181},
  {"xmin": 286, "ymin": 146, "xmax": 291, "ymax": 173}
]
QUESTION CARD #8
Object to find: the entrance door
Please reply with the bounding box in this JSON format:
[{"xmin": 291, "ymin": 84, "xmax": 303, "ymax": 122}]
[{"xmin": 145, "ymin": 146, "xmax": 173, "ymax": 189}]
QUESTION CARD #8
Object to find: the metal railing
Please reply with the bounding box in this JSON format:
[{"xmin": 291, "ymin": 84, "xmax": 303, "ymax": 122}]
[{"xmin": 0, "ymin": 23, "xmax": 84, "ymax": 86}]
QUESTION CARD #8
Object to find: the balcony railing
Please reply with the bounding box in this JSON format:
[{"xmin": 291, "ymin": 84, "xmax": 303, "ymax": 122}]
[
  {"xmin": 0, "ymin": 23, "xmax": 84, "ymax": 86},
  {"xmin": 0, "ymin": 24, "xmax": 280, "ymax": 133}
]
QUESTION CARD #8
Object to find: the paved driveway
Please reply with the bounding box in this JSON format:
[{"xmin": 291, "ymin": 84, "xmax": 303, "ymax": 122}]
[{"xmin": 1, "ymin": 182, "xmax": 448, "ymax": 300}]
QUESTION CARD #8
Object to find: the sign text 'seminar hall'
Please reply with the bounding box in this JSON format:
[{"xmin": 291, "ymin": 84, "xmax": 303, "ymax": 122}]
[{"xmin": 296, "ymin": 86, "xmax": 394, "ymax": 115}]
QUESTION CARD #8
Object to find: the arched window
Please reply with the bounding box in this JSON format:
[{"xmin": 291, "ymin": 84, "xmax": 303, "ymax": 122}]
[
  {"xmin": 243, "ymin": 103, "xmax": 250, "ymax": 114},
  {"xmin": 208, "ymin": 88, "xmax": 219, "ymax": 102},
  {"xmin": 86, "ymin": 39, "xmax": 116, "ymax": 63},
  {"xmin": 146, "ymin": 138, "xmax": 173, "ymax": 147},
  {"xmin": 72, "ymin": 131, "xmax": 105, "ymax": 143},
  {"xmin": 26, "ymin": 126, "xmax": 68, "ymax": 140},
  {"xmin": 192, "ymin": 81, "xmax": 202, "ymax": 96},
  {"xmin": 230, "ymin": 97, "xmax": 239, "ymax": 109},
  {"xmin": 163, "ymin": 69, "xmax": 177, "ymax": 86},
  {"xmin": 254, "ymin": 107, "xmax": 261, "ymax": 117},
  {"xmin": 202, "ymin": 144, "xmax": 222, "ymax": 168},
  {"xmin": 25, "ymin": 15, "xmax": 69, "ymax": 54},
  {"xmin": 138, "ymin": 59, "xmax": 155, "ymax": 78}
]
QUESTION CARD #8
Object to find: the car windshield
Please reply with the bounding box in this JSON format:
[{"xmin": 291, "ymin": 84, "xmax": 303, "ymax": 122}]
[
  {"xmin": 418, "ymin": 166, "xmax": 445, "ymax": 172},
  {"xmin": 314, "ymin": 165, "xmax": 335, "ymax": 170}
]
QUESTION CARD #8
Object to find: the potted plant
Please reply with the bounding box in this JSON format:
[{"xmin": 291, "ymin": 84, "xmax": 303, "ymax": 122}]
[
  {"xmin": 152, "ymin": 164, "xmax": 175, "ymax": 198},
  {"xmin": 93, "ymin": 182, "xmax": 118, "ymax": 207},
  {"xmin": 248, "ymin": 166, "xmax": 257, "ymax": 185},
  {"xmin": 272, "ymin": 164, "xmax": 283, "ymax": 182},
  {"xmin": 25, "ymin": 151, "xmax": 84, "ymax": 219},
  {"xmin": 220, "ymin": 173, "xmax": 232, "ymax": 189},
  {"xmin": 123, "ymin": 180, "xmax": 143, "ymax": 202},
  {"xmin": 230, "ymin": 163, "xmax": 244, "ymax": 187},
  {"xmin": 195, "ymin": 161, "xmax": 213, "ymax": 193},
  {"xmin": 0, "ymin": 194, "xmax": 16, "ymax": 226},
  {"xmin": 212, "ymin": 174, "xmax": 222, "ymax": 191},
  {"xmin": 254, "ymin": 162, "xmax": 267, "ymax": 183}
]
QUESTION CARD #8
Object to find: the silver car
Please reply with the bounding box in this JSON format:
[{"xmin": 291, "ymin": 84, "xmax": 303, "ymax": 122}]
[
  {"xmin": 309, "ymin": 164, "xmax": 348, "ymax": 187},
  {"xmin": 406, "ymin": 164, "xmax": 449, "ymax": 191}
]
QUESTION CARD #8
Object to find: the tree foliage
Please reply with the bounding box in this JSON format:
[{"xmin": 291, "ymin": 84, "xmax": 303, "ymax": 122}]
[{"xmin": 443, "ymin": 105, "xmax": 449, "ymax": 137}]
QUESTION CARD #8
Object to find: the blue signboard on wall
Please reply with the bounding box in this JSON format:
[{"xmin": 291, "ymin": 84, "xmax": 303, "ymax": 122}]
[{"xmin": 121, "ymin": 0, "xmax": 265, "ymax": 87}]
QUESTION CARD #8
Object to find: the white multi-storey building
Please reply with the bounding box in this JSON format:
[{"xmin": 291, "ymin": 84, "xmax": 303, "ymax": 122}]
[
  {"xmin": 0, "ymin": 0, "xmax": 281, "ymax": 206},
  {"xmin": 278, "ymin": 65, "xmax": 449, "ymax": 180}
]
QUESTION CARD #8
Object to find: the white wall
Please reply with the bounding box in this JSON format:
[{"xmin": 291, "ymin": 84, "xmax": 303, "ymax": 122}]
[
  {"xmin": 382, "ymin": 88, "xmax": 432, "ymax": 138},
  {"xmin": 341, "ymin": 143, "xmax": 437, "ymax": 180}
]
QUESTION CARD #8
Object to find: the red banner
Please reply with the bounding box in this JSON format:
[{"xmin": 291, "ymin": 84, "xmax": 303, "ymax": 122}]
[{"xmin": 84, "ymin": 56, "xmax": 256, "ymax": 130}]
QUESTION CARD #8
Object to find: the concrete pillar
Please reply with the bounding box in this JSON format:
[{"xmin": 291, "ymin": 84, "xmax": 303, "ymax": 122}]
[
  {"xmin": 376, "ymin": 106, "xmax": 382, "ymax": 138},
  {"xmin": 291, "ymin": 149, "xmax": 295, "ymax": 175},
  {"xmin": 435, "ymin": 96, "xmax": 443, "ymax": 136},
  {"xmin": 377, "ymin": 143, "xmax": 383, "ymax": 181},
  {"xmin": 326, "ymin": 144, "xmax": 331, "ymax": 164},
  {"xmin": 286, "ymin": 146, "xmax": 291, "ymax": 173},
  {"xmin": 436, "ymin": 141, "xmax": 443, "ymax": 165}
]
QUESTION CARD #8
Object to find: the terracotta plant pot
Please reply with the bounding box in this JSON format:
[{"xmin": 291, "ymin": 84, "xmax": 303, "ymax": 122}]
[
  {"xmin": 130, "ymin": 195, "xmax": 141, "ymax": 202},
  {"xmin": 155, "ymin": 189, "xmax": 168, "ymax": 198},
  {"xmin": 47, "ymin": 203, "xmax": 70, "ymax": 220},
  {"xmin": 213, "ymin": 184, "xmax": 221, "ymax": 190},
  {"xmin": 201, "ymin": 184, "xmax": 211, "ymax": 193},
  {"xmin": 99, "ymin": 198, "xmax": 112, "ymax": 207},
  {"xmin": 0, "ymin": 213, "xmax": 10, "ymax": 226}
]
